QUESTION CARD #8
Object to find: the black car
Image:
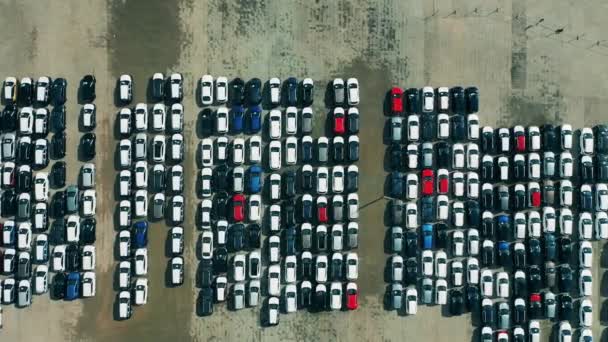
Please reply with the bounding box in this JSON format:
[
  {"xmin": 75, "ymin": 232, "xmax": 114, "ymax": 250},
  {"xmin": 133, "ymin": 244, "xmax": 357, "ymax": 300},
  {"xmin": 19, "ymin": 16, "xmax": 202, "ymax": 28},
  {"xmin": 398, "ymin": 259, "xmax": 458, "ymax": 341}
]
[
  {"xmin": 481, "ymin": 158, "xmax": 494, "ymax": 182},
  {"xmin": 481, "ymin": 128, "xmax": 495, "ymax": 154},
  {"xmin": 245, "ymin": 78, "xmax": 262, "ymax": 105},
  {"xmin": 16, "ymin": 253, "xmax": 31, "ymax": 280},
  {"xmin": 333, "ymin": 138, "xmax": 344, "ymax": 162},
  {"xmin": 18, "ymin": 80, "xmax": 33, "ymax": 106},
  {"xmin": 580, "ymin": 157, "xmax": 594, "ymax": 183},
  {"xmin": 229, "ymin": 224, "xmax": 245, "ymax": 252},
  {"xmin": 541, "ymin": 124, "xmax": 557, "ymax": 152},
  {"xmin": 16, "ymin": 166, "xmax": 32, "ymax": 193},
  {"xmin": 301, "ymin": 80, "xmax": 314, "ymax": 106},
  {"xmin": 79, "ymin": 75, "xmax": 96, "ymax": 103},
  {"xmin": 66, "ymin": 244, "xmax": 80, "ymax": 272},
  {"xmin": 481, "ymin": 216, "xmax": 495, "ymax": 240},
  {"xmin": 199, "ymin": 109, "xmax": 213, "ymax": 136},
  {"xmin": 247, "ymin": 224, "xmax": 261, "ymax": 249},
  {"xmin": 528, "ymin": 238, "xmax": 542, "ymax": 266},
  {"xmin": 81, "ymin": 218, "xmax": 96, "ymax": 244},
  {"xmin": 51, "ymin": 78, "xmax": 67, "ymax": 105},
  {"xmin": 2, "ymin": 105, "xmax": 17, "ymax": 132},
  {"xmin": 51, "ymin": 161, "xmax": 66, "ymax": 188},
  {"xmin": 421, "ymin": 114, "xmax": 436, "ymax": 142},
  {"xmin": 150, "ymin": 167, "xmax": 166, "ymax": 193},
  {"xmin": 199, "ymin": 259, "xmax": 214, "ymax": 288},
  {"xmin": 498, "ymin": 242, "xmax": 512, "ymax": 268},
  {"xmin": 299, "ymin": 283, "xmax": 313, "ymax": 309},
  {"xmin": 543, "ymin": 233, "xmax": 557, "ymax": 261},
  {"xmin": 512, "ymin": 186, "xmax": 526, "ymax": 211},
  {"xmin": 17, "ymin": 138, "xmax": 32, "ymax": 164},
  {"xmin": 214, "ymin": 165, "xmax": 229, "ymax": 192},
  {"xmin": 301, "ymin": 167, "xmax": 313, "ymax": 191},
  {"xmin": 451, "ymin": 115, "xmax": 466, "ymax": 141},
  {"xmin": 597, "ymin": 154, "xmax": 608, "ymax": 182},
  {"xmin": 405, "ymin": 230, "xmax": 418, "ymax": 258},
  {"xmin": 330, "ymin": 254, "xmax": 343, "ymax": 281},
  {"xmin": 558, "ymin": 236, "xmax": 572, "ymax": 264},
  {"xmin": 301, "ymin": 196, "xmax": 313, "ymax": 222},
  {"xmin": 595, "ymin": 125, "xmax": 608, "ymax": 153},
  {"xmin": 558, "ymin": 264, "xmax": 573, "ymax": 293},
  {"xmin": 313, "ymin": 284, "xmax": 327, "ymax": 311},
  {"xmin": 481, "ymin": 187, "xmax": 494, "ymax": 211},
  {"xmin": 389, "ymin": 143, "xmax": 402, "ymax": 170},
  {"xmin": 513, "ymin": 299, "xmax": 527, "ymax": 325},
  {"xmin": 580, "ymin": 187, "xmax": 593, "ymax": 212},
  {"xmin": 436, "ymin": 141, "xmax": 450, "ymax": 169},
  {"xmin": 389, "ymin": 171, "xmax": 403, "ymax": 198},
  {"xmin": 283, "ymin": 200, "xmax": 296, "ymax": 226},
  {"xmin": 558, "ymin": 294, "xmax": 573, "ymax": 321},
  {"xmin": 405, "ymin": 88, "xmax": 419, "ymax": 114},
  {"xmin": 449, "ymin": 289, "xmax": 465, "ymax": 316},
  {"xmin": 299, "ymin": 253, "xmax": 313, "ymax": 279},
  {"xmin": 421, "ymin": 196, "xmax": 434, "ymax": 224},
  {"xmin": 315, "ymin": 227, "xmax": 327, "ymax": 252},
  {"xmin": 283, "ymin": 171, "xmax": 296, "ymax": 198},
  {"xmin": 80, "ymin": 133, "xmax": 96, "ymax": 160},
  {"xmin": 301, "ymin": 138, "xmax": 313, "ymax": 163},
  {"xmin": 481, "ymin": 241, "xmax": 495, "ymax": 267},
  {"xmin": 284, "ymin": 77, "xmax": 298, "ymax": 107},
  {"xmin": 513, "ymin": 158, "xmax": 526, "ymax": 181},
  {"xmin": 346, "ymin": 167, "xmax": 358, "ymax": 193},
  {"xmin": 213, "ymin": 247, "xmax": 228, "ymax": 274},
  {"xmin": 528, "ymin": 266, "xmax": 542, "ymax": 293},
  {"xmin": 199, "ymin": 287, "xmax": 214, "ymax": 316},
  {"xmin": 347, "ymin": 109, "xmax": 359, "ymax": 134},
  {"xmin": 465, "ymin": 285, "xmax": 480, "ymax": 312},
  {"xmin": 229, "ymin": 78, "xmax": 245, "ymax": 106},
  {"xmin": 52, "ymin": 272, "xmax": 67, "ymax": 299},
  {"xmin": 404, "ymin": 257, "xmax": 418, "ymax": 285},
  {"xmin": 513, "ymin": 247, "xmax": 526, "ymax": 269},
  {"xmin": 465, "ymin": 86, "xmax": 479, "ymax": 113},
  {"xmin": 51, "ymin": 105, "xmax": 66, "ymax": 132},
  {"xmin": 449, "ymin": 87, "xmax": 465, "ymax": 114},
  {"xmin": 436, "ymin": 228, "xmax": 449, "ymax": 250},
  {"xmin": 284, "ymin": 226, "xmax": 297, "ymax": 256},
  {"xmin": 481, "ymin": 298, "xmax": 494, "ymax": 325},
  {"xmin": 1, "ymin": 189, "xmax": 16, "ymax": 217},
  {"xmin": 51, "ymin": 191, "xmax": 65, "ymax": 218},
  {"xmin": 51, "ymin": 131, "xmax": 66, "ymax": 159},
  {"xmin": 348, "ymin": 137, "xmax": 359, "ymax": 162},
  {"xmin": 466, "ymin": 201, "xmax": 480, "ymax": 228},
  {"xmin": 513, "ymin": 273, "xmax": 527, "ymax": 297}
]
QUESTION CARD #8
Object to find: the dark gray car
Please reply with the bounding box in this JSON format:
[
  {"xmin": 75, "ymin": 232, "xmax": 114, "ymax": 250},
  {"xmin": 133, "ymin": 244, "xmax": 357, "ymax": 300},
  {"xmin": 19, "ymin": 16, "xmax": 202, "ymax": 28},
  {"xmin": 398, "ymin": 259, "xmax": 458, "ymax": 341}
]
[
  {"xmin": 65, "ymin": 185, "xmax": 79, "ymax": 214},
  {"xmin": 152, "ymin": 194, "xmax": 165, "ymax": 220},
  {"xmin": 391, "ymin": 199, "xmax": 404, "ymax": 225},
  {"xmin": 391, "ymin": 226, "xmax": 403, "ymax": 253},
  {"xmin": 301, "ymin": 109, "xmax": 313, "ymax": 134},
  {"xmin": 17, "ymin": 193, "xmax": 31, "ymax": 221}
]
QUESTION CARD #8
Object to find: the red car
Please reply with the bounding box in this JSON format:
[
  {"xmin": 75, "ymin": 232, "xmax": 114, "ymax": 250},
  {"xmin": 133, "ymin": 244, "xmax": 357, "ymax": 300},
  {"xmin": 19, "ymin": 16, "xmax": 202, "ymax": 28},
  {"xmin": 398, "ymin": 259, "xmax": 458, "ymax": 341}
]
[
  {"xmin": 421, "ymin": 169, "xmax": 434, "ymax": 195},
  {"xmin": 317, "ymin": 197, "xmax": 328, "ymax": 223},
  {"xmin": 333, "ymin": 108, "xmax": 345, "ymax": 135},
  {"xmin": 232, "ymin": 194, "xmax": 245, "ymax": 222},
  {"xmin": 390, "ymin": 87, "xmax": 404, "ymax": 115},
  {"xmin": 437, "ymin": 169, "xmax": 449, "ymax": 194},
  {"xmin": 529, "ymin": 187, "xmax": 541, "ymax": 207},
  {"xmin": 346, "ymin": 283, "xmax": 358, "ymax": 310},
  {"xmin": 514, "ymin": 126, "xmax": 526, "ymax": 152}
]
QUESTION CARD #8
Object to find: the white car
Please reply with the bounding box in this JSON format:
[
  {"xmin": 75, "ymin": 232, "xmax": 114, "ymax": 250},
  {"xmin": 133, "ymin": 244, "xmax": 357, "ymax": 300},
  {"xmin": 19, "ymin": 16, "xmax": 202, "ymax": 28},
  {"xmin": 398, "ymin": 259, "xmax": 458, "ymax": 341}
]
[
  {"xmin": 269, "ymin": 109, "xmax": 282, "ymax": 139},
  {"xmin": 560, "ymin": 180, "xmax": 573, "ymax": 206},
  {"xmin": 452, "ymin": 201, "xmax": 465, "ymax": 227},
  {"xmin": 82, "ymin": 271, "xmax": 96, "ymax": 298},
  {"xmin": 481, "ymin": 269, "xmax": 493, "ymax": 297},
  {"xmin": 329, "ymin": 282, "xmax": 342, "ymax": 311},
  {"xmin": 52, "ymin": 245, "xmax": 66, "ymax": 271},
  {"xmin": 133, "ymin": 161, "xmax": 148, "ymax": 188},
  {"xmin": 498, "ymin": 128, "xmax": 510, "ymax": 153},
  {"xmin": 232, "ymin": 138, "xmax": 245, "ymax": 165},
  {"xmin": 119, "ymin": 74, "xmax": 132, "ymax": 103},
  {"xmin": 268, "ymin": 77, "xmax": 280, "ymax": 105},
  {"xmin": 1, "ymin": 278, "xmax": 15, "ymax": 304},
  {"xmin": 18, "ymin": 107, "xmax": 34, "ymax": 135},
  {"xmin": 407, "ymin": 115, "xmax": 420, "ymax": 141},
  {"xmin": 134, "ymin": 103, "xmax": 148, "ymax": 131},
  {"xmin": 34, "ymin": 234, "xmax": 48, "ymax": 262},
  {"xmin": 266, "ymin": 296, "xmax": 280, "ymax": 325},
  {"xmin": 405, "ymin": 287, "xmax": 418, "ymax": 315},
  {"xmin": 133, "ymin": 190, "xmax": 148, "ymax": 217},
  {"xmin": 406, "ymin": 144, "xmax": 418, "ymax": 169},
  {"xmin": 467, "ymin": 114, "xmax": 479, "ymax": 140},
  {"xmin": 133, "ymin": 133, "xmax": 147, "ymax": 160},
  {"xmin": 215, "ymin": 76, "xmax": 228, "ymax": 103},
  {"xmin": 249, "ymin": 280, "xmax": 261, "ymax": 307},
  {"xmin": 435, "ymin": 279, "xmax": 448, "ymax": 305},
  {"xmin": 466, "ymin": 143, "xmax": 479, "ymax": 169},
  {"xmin": 33, "ymin": 264, "xmax": 48, "ymax": 295},
  {"xmin": 405, "ymin": 202, "xmax": 417, "ymax": 229},
  {"xmin": 315, "ymin": 254, "xmax": 328, "ymax": 283},
  {"xmin": 596, "ymin": 211, "xmax": 608, "ymax": 239},
  {"xmin": 452, "ymin": 143, "xmax": 465, "ymax": 169},
  {"xmin": 268, "ymin": 140, "xmax": 281, "ymax": 170},
  {"xmin": 466, "ymin": 258, "xmax": 480, "ymax": 284},
  {"xmin": 248, "ymin": 195, "xmax": 261, "ymax": 222},
  {"xmin": 579, "ymin": 212, "xmax": 593, "ymax": 240},
  {"xmin": 437, "ymin": 87, "xmax": 449, "ymax": 112},
  {"xmin": 316, "ymin": 167, "xmax": 329, "ymax": 194},
  {"xmin": 285, "ymin": 107, "xmax": 298, "ymax": 135},
  {"xmin": 269, "ymin": 205, "xmax": 281, "ymax": 232},
  {"xmin": 3, "ymin": 76, "xmax": 17, "ymax": 102},
  {"xmin": 451, "ymin": 261, "xmax": 464, "ymax": 286},
  {"xmin": 17, "ymin": 222, "xmax": 32, "ymax": 250},
  {"xmin": 345, "ymin": 253, "xmax": 358, "ymax": 280},
  {"xmin": 452, "ymin": 231, "xmax": 465, "ymax": 256},
  {"xmin": 579, "ymin": 269, "xmax": 593, "ymax": 297},
  {"xmin": 134, "ymin": 248, "xmax": 148, "ymax": 276},
  {"xmin": 118, "ymin": 200, "xmax": 132, "ymax": 229},
  {"xmin": 437, "ymin": 114, "xmax": 450, "ymax": 139},
  {"xmin": 168, "ymin": 73, "xmax": 183, "ymax": 100},
  {"xmin": 284, "ymin": 284, "xmax": 297, "ymax": 313},
  {"xmin": 579, "ymin": 241, "xmax": 593, "ymax": 268},
  {"xmin": 119, "ymin": 139, "xmax": 132, "ymax": 168},
  {"xmin": 580, "ymin": 127, "xmax": 594, "ymax": 154},
  {"xmin": 421, "ymin": 250, "xmax": 434, "ymax": 277},
  {"xmin": 331, "ymin": 166, "xmax": 345, "ymax": 193},
  {"xmin": 528, "ymin": 211, "xmax": 541, "ymax": 237},
  {"xmin": 467, "ymin": 229, "xmax": 480, "ymax": 255},
  {"xmin": 134, "ymin": 278, "xmax": 149, "ymax": 305},
  {"xmin": 248, "ymin": 135, "xmax": 262, "ymax": 163},
  {"xmin": 560, "ymin": 208, "xmax": 573, "ymax": 235},
  {"xmin": 542, "ymin": 207, "xmax": 556, "ymax": 233},
  {"xmin": 269, "ymin": 173, "xmax": 281, "ymax": 202},
  {"xmin": 466, "ymin": 172, "xmax": 479, "ymax": 198},
  {"xmin": 497, "ymin": 156, "xmax": 509, "ymax": 180},
  {"xmin": 285, "ymin": 137, "xmax": 297, "ymax": 165},
  {"xmin": 215, "ymin": 276, "xmax": 228, "ymax": 302},
  {"xmin": 118, "ymin": 231, "xmax": 131, "ymax": 259},
  {"xmin": 151, "ymin": 104, "xmax": 166, "ymax": 132},
  {"xmin": 118, "ymin": 108, "xmax": 132, "ymax": 135},
  {"xmin": 200, "ymin": 138, "xmax": 213, "ymax": 167},
  {"xmin": 558, "ymin": 321, "xmax": 572, "ymax": 342},
  {"xmin": 579, "ymin": 298, "xmax": 592, "ymax": 327},
  {"xmin": 81, "ymin": 189, "xmax": 97, "ymax": 217},
  {"xmin": 513, "ymin": 212, "xmax": 526, "ymax": 239},
  {"xmin": 406, "ymin": 173, "xmax": 419, "ymax": 200},
  {"xmin": 435, "ymin": 251, "xmax": 447, "ymax": 278},
  {"xmin": 268, "ymin": 264, "xmax": 281, "ymax": 296},
  {"xmin": 436, "ymin": 195, "xmax": 449, "ymax": 220},
  {"xmin": 268, "ymin": 235, "xmax": 280, "ymax": 263},
  {"xmin": 528, "ymin": 153, "xmax": 541, "ymax": 179},
  {"xmin": 232, "ymin": 254, "xmax": 246, "ymax": 282},
  {"xmin": 65, "ymin": 216, "xmax": 80, "ymax": 243},
  {"xmin": 34, "ymin": 172, "xmax": 49, "ymax": 202},
  {"xmin": 216, "ymin": 107, "xmax": 229, "ymax": 133},
  {"xmin": 331, "ymin": 224, "xmax": 343, "ymax": 251},
  {"xmin": 200, "ymin": 75, "xmax": 214, "ymax": 105},
  {"xmin": 34, "ymin": 108, "xmax": 48, "ymax": 135},
  {"xmin": 496, "ymin": 271, "xmax": 509, "ymax": 298},
  {"xmin": 422, "ymin": 86, "xmax": 434, "ymax": 113},
  {"xmin": 284, "ymin": 255, "xmax": 297, "ymax": 284},
  {"xmin": 527, "ymin": 126, "xmax": 541, "ymax": 151},
  {"xmin": 347, "ymin": 78, "xmax": 360, "ymax": 105},
  {"xmin": 168, "ymin": 133, "xmax": 184, "ymax": 162},
  {"xmin": 215, "ymin": 220, "xmax": 227, "ymax": 246},
  {"xmin": 579, "ymin": 329, "xmax": 592, "ymax": 342},
  {"xmin": 216, "ymin": 137, "xmax": 228, "ymax": 162},
  {"xmin": 347, "ymin": 193, "xmax": 359, "ymax": 220},
  {"xmin": 200, "ymin": 230, "xmax": 213, "ymax": 259},
  {"xmin": 82, "ymin": 245, "xmax": 96, "ymax": 271},
  {"xmin": 559, "ymin": 152, "xmax": 573, "ymax": 178},
  {"xmin": 596, "ymin": 183, "xmax": 608, "ymax": 211},
  {"xmin": 118, "ymin": 261, "xmax": 131, "ymax": 290}
]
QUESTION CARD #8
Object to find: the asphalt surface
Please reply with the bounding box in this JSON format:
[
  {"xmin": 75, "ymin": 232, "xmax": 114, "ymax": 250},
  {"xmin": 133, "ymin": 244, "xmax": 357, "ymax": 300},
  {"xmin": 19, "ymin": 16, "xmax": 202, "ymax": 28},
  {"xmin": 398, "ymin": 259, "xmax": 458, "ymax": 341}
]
[{"xmin": 0, "ymin": 0, "xmax": 607, "ymax": 341}]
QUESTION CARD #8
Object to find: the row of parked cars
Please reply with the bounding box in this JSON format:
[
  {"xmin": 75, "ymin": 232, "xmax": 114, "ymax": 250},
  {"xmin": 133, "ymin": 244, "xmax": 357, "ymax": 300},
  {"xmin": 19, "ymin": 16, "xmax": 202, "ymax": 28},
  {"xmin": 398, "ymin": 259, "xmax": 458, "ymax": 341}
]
[{"xmin": 389, "ymin": 86, "xmax": 479, "ymax": 116}]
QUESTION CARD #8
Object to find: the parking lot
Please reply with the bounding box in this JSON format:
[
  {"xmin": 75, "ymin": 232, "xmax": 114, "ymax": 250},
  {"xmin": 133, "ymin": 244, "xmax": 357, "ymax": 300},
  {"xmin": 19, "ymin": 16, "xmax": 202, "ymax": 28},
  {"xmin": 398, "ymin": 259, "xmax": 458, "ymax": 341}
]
[{"xmin": 0, "ymin": 0, "xmax": 607, "ymax": 341}]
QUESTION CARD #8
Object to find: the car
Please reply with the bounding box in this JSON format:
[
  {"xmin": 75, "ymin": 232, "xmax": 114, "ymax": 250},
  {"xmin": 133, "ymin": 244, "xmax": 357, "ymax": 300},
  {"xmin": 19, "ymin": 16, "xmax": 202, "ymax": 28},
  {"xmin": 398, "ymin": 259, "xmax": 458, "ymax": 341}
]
[
  {"xmin": 133, "ymin": 277, "xmax": 149, "ymax": 306},
  {"xmin": 348, "ymin": 135, "xmax": 359, "ymax": 162},
  {"xmin": 405, "ymin": 287, "xmax": 418, "ymax": 315},
  {"xmin": 117, "ymin": 291, "xmax": 132, "ymax": 320},
  {"xmin": 133, "ymin": 190, "xmax": 148, "ymax": 217},
  {"xmin": 268, "ymin": 140, "xmax": 282, "ymax": 170},
  {"xmin": 117, "ymin": 74, "xmax": 133, "ymax": 104},
  {"xmin": 230, "ymin": 106, "xmax": 245, "ymax": 133},
  {"xmin": 467, "ymin": 172, "xmax": 479, "ymax": 199},
  {"xmin": 215, "ymin": 106, "xmax": 229, "ymax": 134},
  {"xmin": 579, "ymin": 213, "xmax": 593, "ymax": 240},
  {"xmin": 1, "ymin": 278, "xmax": 16, "ymax": 304},
  {"xmin": 133, "ymin": 248, "xmax": 148, "ymax": 276},
  {"xmin": 421, "ymin": 250, "xmax": 434, "ymax": 276},
  {"xmin": 117, "ymin": 230, "xmax": 131, "ymax": 260},
  {"xmin": 579, "ymin": 241, "xmax": 593, "ymax": 268},
  {"xmin": 345, "ymin": 77, "xmax": 360, "ymax": 105},
  {"xmin": 596, "ymin": 211, "xmax": 608, "ymax": 239},
  {"xmin": 407, "ymin": 115, "xmax": 420, "ymax": 142},
  {"xmin": 557, "ymin": 321, "xmax": 573, "ymax": 342},
  {"xmin": 247, "ymin": 106, "xmax": 262, "ymax": 134},
  {"xmin": 17, "ymin": 279, "xmax": 32, "ymax": 307},
  {"xmin": 452, "ymin": 231, "xmax": 465, "ymax": 257},
  {"xmin": 167, "ymin": 72, "xmax": 183, "ymax": 101},
  {"xmin": 3, "ymin": 76, "xmax": 17, "ymax": 103},
  {"xmin": 80, "ymin": 133, "xmax": 96, "ymax": 160},
  {"xmin": 466, "ymin": 143, "xmax": 480, "ymax": 169},
  {"xmin": 118, "ymin": 170, "xmax": 131, "ymax": 198},
  {"xmin": 64, "ymin": 271, "xmax": 80, "ymax": 301},
  {"xmin": 389, "ymin": 87, "xmax": 404, "ymax": 114}
]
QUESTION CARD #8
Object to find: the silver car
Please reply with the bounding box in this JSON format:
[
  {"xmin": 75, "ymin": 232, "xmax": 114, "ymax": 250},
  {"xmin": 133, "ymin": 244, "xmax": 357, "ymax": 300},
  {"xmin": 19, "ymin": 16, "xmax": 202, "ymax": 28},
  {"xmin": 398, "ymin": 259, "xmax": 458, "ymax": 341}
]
[
  {"xmin": 421, "ymin": 278, "xmax": 433, "ymax": 304},
  {"xmin": 391, "ymin": 283, "xmax": 403, "ymax": 310},
  {"xmin": 391, "ymin": 117, "xmax": 403, "ymax": 142},
  {"xmin": 498, "ymin": 302, "xmax": 510, "ymax": 330},
  {"xmin": 391, "ymin": 226, "xmax": 403, "ymax": 253},
  {"xmin": 80, "ymin": 163, "xmax": 96, "ymax": 189}
]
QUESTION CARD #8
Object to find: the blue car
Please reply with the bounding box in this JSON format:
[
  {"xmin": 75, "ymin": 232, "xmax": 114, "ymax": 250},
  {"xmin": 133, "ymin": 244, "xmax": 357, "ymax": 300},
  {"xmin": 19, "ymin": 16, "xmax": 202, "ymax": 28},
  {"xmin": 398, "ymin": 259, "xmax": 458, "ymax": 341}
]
[
  {"xmin": 247, "ymin": 106, "xmax": 262, "ymax": 133},
  {"xmin": 497, "ymin": 215, "xmax": 511, "ymax": 241},
  {"xmin": 248, "ymin": 166, "xmax": 263, "ymax": 193},
  {"xmin": 231, "ymin": 106, "xmax": 244, "ymax": 133},
  {"xmin": 133, "ymin": 221, "xmax": 148, "ymax": 248},
  {"xmin": 422, "ymin": 224, "xmax": 434, "ymax": 249},
  {"xmin": 65, "ymin": 272, "xmax": 80, "ymax": 300}
]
